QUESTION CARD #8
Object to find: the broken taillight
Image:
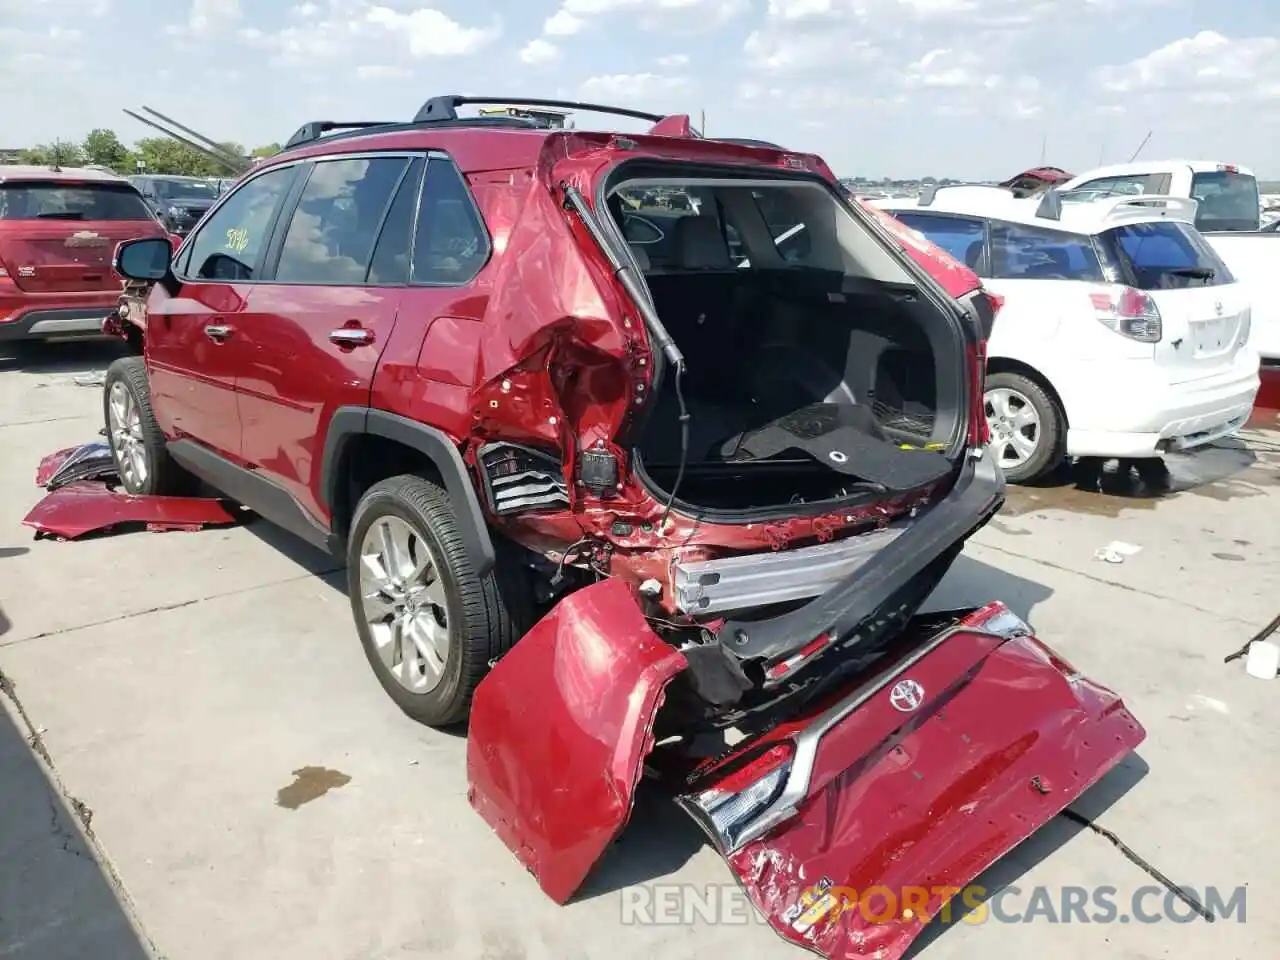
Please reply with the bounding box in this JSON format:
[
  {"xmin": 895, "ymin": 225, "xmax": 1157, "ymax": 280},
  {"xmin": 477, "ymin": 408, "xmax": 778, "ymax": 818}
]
[
  {"xmin": 968, "ymin": 340, "xmax": 989, "ymax": 447},
  {"xmin": 766, "ymin": 631, "xmax": 834, "ymax": 681},
  {"xmin": 679, "ymin": 742, "xmax": 795, "ymax": 853}
]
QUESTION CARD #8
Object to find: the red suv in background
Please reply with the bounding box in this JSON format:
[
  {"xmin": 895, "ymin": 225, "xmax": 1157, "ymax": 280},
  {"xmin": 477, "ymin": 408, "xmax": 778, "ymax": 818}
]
[
  {"xmin": 0, "ymin": 165, "xmax": 168, "ymax": 343},
  {"xmin": 104, "ymin": 96, "xmax": 1141, "ymax": 960}
]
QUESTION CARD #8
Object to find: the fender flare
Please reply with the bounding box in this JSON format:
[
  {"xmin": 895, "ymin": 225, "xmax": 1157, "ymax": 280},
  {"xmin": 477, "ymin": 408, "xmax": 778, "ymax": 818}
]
[{"xmin": 320, "ymin": 406, "xmax": 496, "ymax": 577}]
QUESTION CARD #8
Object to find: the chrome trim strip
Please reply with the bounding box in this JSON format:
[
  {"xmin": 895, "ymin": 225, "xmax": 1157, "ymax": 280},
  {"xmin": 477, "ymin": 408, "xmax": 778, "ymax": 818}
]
[{"xmin": 719, "ymin": 617, "xmax": 1025, "ymax": 854}]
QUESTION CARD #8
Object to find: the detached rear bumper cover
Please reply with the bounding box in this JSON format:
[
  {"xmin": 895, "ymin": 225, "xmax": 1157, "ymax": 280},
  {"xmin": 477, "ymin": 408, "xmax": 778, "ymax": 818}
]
[
  {"xmin": 466, "ymin": 577, "xmax": 687, "ymax": 903},
  {"xmin": 678, "ymin": 606, "xmax": 1145, "ymax": 960}
]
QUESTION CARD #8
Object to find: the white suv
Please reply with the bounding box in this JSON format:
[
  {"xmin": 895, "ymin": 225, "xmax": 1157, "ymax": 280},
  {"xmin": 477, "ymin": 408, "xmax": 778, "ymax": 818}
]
[{"xmin": 875, "ymin": 187, "xmax": 1261, "ymax": 483}]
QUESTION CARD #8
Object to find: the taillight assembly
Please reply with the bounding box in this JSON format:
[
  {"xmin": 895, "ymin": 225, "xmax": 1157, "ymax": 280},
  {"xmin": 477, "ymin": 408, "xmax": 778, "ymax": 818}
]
[
  {"xmin": 967, "ymin": 340, "xmax": 989, "ymax": 447},
  {"xmin": 678, "ymin": 742, "xmax": 795, "ymax": 853},
  {"xmin": 1089, "ymin": 286, "xmax": 1162, "ymax": 343}
]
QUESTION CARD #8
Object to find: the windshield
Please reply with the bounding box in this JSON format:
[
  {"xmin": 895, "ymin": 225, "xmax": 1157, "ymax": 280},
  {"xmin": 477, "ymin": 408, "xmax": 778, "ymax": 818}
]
[
  {"xmin": 1189, "ymin": 170, "xmax": 1260, "ymax": 232},
  {"xmin": 152, "ymin": 178, "xmax": 219, "ymax": 201},
  {"xmin": 1098, "ymin": 220, "xmax": 1233, "ymax": 290},
  {"xmin": 0, "ymin": 181, "xmax": 154, "ymax": 221}
]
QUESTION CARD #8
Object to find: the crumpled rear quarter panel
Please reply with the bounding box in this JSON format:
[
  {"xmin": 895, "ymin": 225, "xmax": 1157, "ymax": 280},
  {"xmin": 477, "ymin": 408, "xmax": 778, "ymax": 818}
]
[{"xmin": 466, "ymin": 577, "xmax": 687, "ymax": 904}]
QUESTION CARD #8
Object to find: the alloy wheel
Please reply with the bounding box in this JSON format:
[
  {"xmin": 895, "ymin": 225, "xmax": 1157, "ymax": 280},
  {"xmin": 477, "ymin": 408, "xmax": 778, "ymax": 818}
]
[
  {"xmin": 984, "ymin": 386, "xmax": 1041, "ymax": 468},
  {"xmin": 358, "ymin": 515, "xmax": 451, "ymax": 694},
  {"xmin": 107, "ymin": 381, "xmax": 148, "ymax": 490}
]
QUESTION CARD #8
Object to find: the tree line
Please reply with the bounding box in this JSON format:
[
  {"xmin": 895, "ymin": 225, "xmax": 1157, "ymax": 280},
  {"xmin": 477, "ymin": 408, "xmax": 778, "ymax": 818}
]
[{"xmin": 13, "ymin": 128, "xmax": 283, "ymax": 177}]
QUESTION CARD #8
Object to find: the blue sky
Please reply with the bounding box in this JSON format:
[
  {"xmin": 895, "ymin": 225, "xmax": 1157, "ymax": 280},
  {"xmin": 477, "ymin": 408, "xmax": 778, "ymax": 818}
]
[{"xmin": 2, "ymin": 0, "xmax": 1278, "ymax": 179}]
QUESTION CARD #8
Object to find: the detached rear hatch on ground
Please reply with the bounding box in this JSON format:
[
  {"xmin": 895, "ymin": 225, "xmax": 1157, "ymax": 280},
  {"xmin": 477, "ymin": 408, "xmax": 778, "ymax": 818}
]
[{"xmin": 0, "ymin": 178, "xmax": 162, "ymax": 295}]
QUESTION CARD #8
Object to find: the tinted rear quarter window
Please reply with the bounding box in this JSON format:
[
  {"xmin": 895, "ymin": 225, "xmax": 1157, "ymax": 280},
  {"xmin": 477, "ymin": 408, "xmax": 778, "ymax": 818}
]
[
  {"xmin": 1189, "ymin": 171, "xmax": 1260, "ymax": 232},
  {"xmin": 0, "ymin": 182, "xmax": 153, "ymax": 221},
  {"xmin": 893, "ymin": 213, "xmax": 985, "ymax": 269},
  {"xmin": 412, "ymin": 158, "xmax": 490, "ymax": 285},
  {"xmin": 989, "ymin": 221, "xmax": 1103, "ymax": 281},
  {"xmin": 1100, "ymin": 220, "xmax": 1233, "ymax": 289}
]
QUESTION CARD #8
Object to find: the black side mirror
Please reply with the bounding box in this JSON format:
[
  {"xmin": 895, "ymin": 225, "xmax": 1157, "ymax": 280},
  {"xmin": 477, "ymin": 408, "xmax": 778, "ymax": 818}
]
[{"xmin": 114, "ymin": 236, "xmax": 172, "ymax": 281}]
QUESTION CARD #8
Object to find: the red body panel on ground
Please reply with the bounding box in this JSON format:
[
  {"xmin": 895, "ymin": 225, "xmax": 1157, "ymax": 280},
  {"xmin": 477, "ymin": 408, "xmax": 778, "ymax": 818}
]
[
  {"xmin": 466, "ymin": 578, "xmax": 688, "ymax": 904},
  {"xmin": 22, "ymin": 482, "xmax": 242, "ymax": 539}
]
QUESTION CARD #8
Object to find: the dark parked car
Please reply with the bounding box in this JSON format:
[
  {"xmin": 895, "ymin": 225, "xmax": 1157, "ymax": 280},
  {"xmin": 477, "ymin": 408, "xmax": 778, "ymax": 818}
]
[
  {"xmin": 104, "ymin": 95, "xmax": 1142, "ymax": 960},
  {"xmin": 127, "ymin": 174, "xmax": 219, "ymax": 236}
]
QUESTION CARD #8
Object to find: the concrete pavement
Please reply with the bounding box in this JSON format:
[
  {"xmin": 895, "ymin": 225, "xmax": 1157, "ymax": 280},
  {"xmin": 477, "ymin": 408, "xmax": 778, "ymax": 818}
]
[{"xmin": 1, "ymin": 341, "xmax": 1276, "ymax": 960}]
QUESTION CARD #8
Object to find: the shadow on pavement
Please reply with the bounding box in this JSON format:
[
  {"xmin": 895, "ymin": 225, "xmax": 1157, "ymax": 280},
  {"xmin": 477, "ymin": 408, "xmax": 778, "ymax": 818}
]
[
  {"xmin": 0, "ymin": 340, "xmax": 131, "ymax": 375},
  {"xmin": 905, "ymin": 753, "xmax": 1151, "ymax": 958},
  {"xmin": 0, "ymin": 685, "xmax": 153, "ymax": 959}
]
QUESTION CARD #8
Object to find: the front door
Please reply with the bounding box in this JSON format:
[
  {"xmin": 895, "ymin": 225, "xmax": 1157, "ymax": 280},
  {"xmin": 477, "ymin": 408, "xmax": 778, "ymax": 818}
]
[
  {"xmin": 236, "ymin": 153, "xmax": 420, "ymax": 524},
  {"xmin": 147, "ymin": 164, "xmax": 299, "ymax": 461}
]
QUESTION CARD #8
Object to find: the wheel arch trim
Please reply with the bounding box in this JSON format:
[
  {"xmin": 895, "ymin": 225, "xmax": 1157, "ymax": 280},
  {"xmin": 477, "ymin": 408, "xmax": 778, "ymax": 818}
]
[{"xmin": 320, "ymin": 406, "xmax": 496, "ymax": 577}]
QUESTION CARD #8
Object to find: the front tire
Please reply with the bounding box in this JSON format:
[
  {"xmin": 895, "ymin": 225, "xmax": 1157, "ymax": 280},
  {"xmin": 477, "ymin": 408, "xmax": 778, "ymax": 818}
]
[
  {"xmin": 347, "ymin": 475, "xmax": 527, "ymax": 728},
  {"xmin": 103, "ymin": 356, "xmax": 190, "ymax": 495},
  {"xmin": 984, "ymin": 371, "xmax": 1064, "ymax": 484}
]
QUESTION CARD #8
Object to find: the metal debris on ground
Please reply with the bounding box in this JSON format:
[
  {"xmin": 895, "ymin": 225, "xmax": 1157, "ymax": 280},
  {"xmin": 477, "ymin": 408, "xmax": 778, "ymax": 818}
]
[
  {"xmin": 1093, "ymin": 540, "xmax": 1143, "ymax": 564},
  {"xmin": 72, "ymin": 371, "xmax": 107, "ymax": 387},
  {"xmin": 23, "ymin": 481, "xmax": 244, "ymax": 541}
]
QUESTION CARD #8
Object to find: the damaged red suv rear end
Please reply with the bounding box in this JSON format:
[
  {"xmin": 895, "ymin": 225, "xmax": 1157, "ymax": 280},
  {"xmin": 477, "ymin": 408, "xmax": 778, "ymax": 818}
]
[{"xmin": 454, "ymin": 105, "xmax": 1144, "ymax": 959}]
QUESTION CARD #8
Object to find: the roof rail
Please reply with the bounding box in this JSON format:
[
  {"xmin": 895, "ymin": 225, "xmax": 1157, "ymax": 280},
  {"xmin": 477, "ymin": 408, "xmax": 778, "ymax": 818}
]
[
  {"xmin": 284, "ymin": 121, "xmax": 395, "ymax": 150},
  {"xmin": 412, "ymin": 95, "xmax": 664, "ymax": 125}
]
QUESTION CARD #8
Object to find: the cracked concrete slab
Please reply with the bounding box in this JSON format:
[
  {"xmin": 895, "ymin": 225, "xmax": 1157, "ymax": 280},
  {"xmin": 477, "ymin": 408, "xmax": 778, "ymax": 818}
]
[{"xmin": 1, "ymin": 343, "xmax": 1277, "ymax": 960}]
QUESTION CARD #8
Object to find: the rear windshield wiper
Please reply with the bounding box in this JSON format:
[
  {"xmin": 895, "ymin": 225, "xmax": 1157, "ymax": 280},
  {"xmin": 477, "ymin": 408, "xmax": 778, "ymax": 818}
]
[
  {"xmin": 36, "ymin": 212, "xmax": 85, "ymax": 220},
  {"xmin": 1168, "ymin": 267, "xmax": 1215, "ymax": 280}
]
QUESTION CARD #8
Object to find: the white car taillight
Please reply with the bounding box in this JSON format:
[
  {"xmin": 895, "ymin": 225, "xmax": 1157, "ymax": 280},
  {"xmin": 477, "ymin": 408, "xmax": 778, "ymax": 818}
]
[
  {"xmin": 1237, "ymin": 305, "xmax": 1252, "ymax": 347},
  {"xmin": 1089, "ymin": 286, "xmax": 1162, "ymax": 343}
]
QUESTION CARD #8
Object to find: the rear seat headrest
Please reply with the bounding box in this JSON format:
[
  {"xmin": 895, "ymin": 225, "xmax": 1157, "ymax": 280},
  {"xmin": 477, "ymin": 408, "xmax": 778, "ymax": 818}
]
[
  {"xmin": 673, "ymin": 215, "xmax": 732, "ymax": 270},
  {"xmin": 628, "ymin": 243, "xmax": 650, "ymax": 272}
]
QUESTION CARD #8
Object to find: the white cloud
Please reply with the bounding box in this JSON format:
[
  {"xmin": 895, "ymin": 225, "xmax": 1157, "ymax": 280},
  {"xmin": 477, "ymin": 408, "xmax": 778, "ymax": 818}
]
[
  {"xmin": 165, "ymin": 0, "xmax": 241, "ymax": 37},
  {"xmin": 356, "ymin": 63, "xmax": 412, "ymax": 80},
  {"xmin": 543, "ymin": 9, "xmax": 584, "ymax": 35},
  {"xmin": 903, "ymin": 48, "xmax": 1001, "ymax": 89},
  {"xmin": 1095, "ymin": 31, "xmax": 1280, "ymax": 103},
  {"xmin": 520, "ymin": 38, "xmax": 561, "ymax": 65},
  {"xmin": 578, "ymin": 72, "xmax": 692, "ymax": 103},
  {"xmin": 551, "ymin": 0, "xmax": 746, "ymax": 34},
  {"xmin": 657, "ymin": 53, "xmax": 689, "ymax": 67},
  {"xmin": 365, "ymin": 7, "xmax": 501, "ymax": 57}
]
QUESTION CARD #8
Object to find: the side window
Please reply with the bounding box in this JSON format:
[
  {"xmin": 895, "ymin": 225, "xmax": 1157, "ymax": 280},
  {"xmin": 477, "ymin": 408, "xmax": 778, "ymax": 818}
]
[
  {"xmin": 367, "ymin": 157, "xmax": 425, "ymax": 285},
  {"xmin": 411, "ymin": 158, "xmax": 490, "ymax": 285},
  {"xmin": 988, "ymin": 221, "xmax": 1104, "ymax": 281},
  {"xmin": 893, "ymin": 213, "xmax": 987, "ymax": 272},
  {"xmin": 274, "ymin": 156, "xmax": 409, "ymax": 285},
  {"xmin": 182, "ymin": 167, "xmax": 295, "ymax": 282},
  {"xmin": 1072, "ymin": 174, "xmax": 1165, "ymax": 199}
]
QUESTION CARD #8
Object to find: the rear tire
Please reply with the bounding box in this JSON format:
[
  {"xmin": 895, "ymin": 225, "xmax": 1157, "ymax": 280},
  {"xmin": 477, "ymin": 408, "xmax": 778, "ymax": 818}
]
[
  {"xmin": 346, "ymin": 475, "xmax": 529, "ymax": 728},
  {"xmin": 984, "ymin": 371, "xmax": 1064, "ymax": 484},
  {"xmin": 103, "ymin": 356, "xmax": 192, "ymax": 496}
]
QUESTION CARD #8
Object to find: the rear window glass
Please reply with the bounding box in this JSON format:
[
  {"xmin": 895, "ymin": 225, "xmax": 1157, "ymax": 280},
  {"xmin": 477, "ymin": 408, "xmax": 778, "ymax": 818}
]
[
  {"xmin": 1099, "ymin": 220, "xmax": 1233, "ymax": 289},
  {"xmin": 1189, "ymin": 171, "xmax": 1260, "ymax": 232},
  {"xmin": 892, "ymin": 213, "xmax": 985, "ymax": 269},
  {"xmin": 0, "ymin": 182, "xmax": 153, "ymax": 221},
  {"xmin": 989, "ymin": 221, "xmax": 1104, "ymax": 281}
]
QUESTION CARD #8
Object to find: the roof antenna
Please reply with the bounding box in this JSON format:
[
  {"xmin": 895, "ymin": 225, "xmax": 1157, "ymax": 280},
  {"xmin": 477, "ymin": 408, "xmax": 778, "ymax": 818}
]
[{"xmin": 1128, "ymin": 131, "xmax": 1153, "ymax": 163}]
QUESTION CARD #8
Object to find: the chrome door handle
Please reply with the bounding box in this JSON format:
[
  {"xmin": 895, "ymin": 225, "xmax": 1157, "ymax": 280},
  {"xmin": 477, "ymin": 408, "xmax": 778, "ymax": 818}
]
[
  {"xmin": 329, "ymin": 327, "xmax": 375, "ymax": 347},
  {"xmin": 204, "ymin": 324, "xmax": 233, "ymax": 342}
]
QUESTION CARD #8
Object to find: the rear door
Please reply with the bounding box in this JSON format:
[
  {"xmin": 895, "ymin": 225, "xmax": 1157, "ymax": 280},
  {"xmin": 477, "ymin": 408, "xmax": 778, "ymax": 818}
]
[
  {"xmin": 1096, "ymin": 219, "xmax": 1250, "ymax": 383},
  {"xmin": 236, "ymin": 152, "xmax": 417, "ymax": 524},
  {"xmin": 0, "ymin": 179, "xmax": 161, "ymax": 294}
]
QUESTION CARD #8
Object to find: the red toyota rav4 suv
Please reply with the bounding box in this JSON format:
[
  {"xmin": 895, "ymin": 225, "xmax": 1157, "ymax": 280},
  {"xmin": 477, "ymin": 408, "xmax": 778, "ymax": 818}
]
[
  {"xmin": 106, "ymin": 97, "xmax": 1141, "ymax": 960},
  {"xmin": 0, "ymin": 165, "xmax": 167, "ymax": 343}
]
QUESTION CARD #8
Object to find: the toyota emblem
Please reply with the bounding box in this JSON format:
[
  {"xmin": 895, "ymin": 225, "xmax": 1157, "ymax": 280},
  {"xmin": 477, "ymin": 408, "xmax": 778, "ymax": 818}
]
[{"xmin": 888, "ymin": 679, "xmax": 925, "ymax": 713}]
